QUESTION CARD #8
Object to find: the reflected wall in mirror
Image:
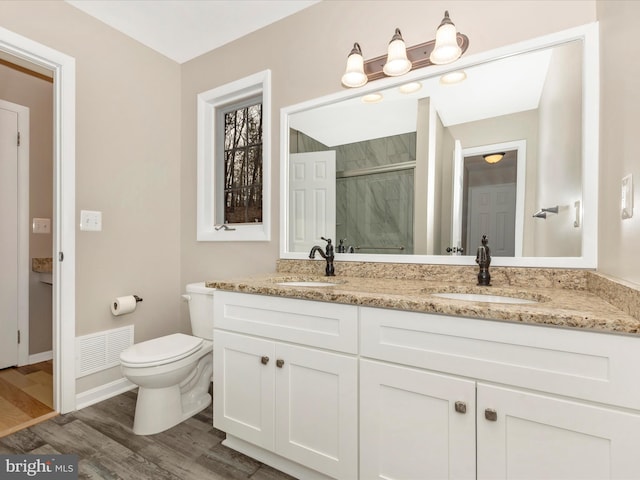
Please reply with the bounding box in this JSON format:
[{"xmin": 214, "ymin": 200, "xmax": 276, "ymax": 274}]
[{"xmin": 282, "ymin": 24, "xmax": 598, "ymax": 267}]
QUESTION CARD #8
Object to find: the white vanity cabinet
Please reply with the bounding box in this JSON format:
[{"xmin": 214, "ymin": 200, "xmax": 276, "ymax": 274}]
[
  {"xmin": 213, "ymin": 290, "xmax": 640, "ymax": 479},
  {"xmin": 360, "ymin": 359, "xmax": 476, "ymax": 479},
  {"xmin": 476, "ymin": 383, "xmax": 640, "ymax": 479},
  {"xmin": 213, "ymin": 291, "xmax": 358, "ymax": 480},
  {"xmin": 360, "ymin": 307, "xmax": 640, "ymax": 480}
]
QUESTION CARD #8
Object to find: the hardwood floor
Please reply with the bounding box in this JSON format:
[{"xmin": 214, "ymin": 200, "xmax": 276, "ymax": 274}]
[
  {"xmin": 0, "ymin": 389, "xmax": 297, "ymax": 480},
  {"xmin": 0, "ymin": 361, "xmax": 57, "ymax": 437}
]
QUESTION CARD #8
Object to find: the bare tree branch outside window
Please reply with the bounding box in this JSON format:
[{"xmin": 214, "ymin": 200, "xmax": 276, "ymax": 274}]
[{"xmin": 223, "ymin": 102, "xmax": 263, "ymax": 224}]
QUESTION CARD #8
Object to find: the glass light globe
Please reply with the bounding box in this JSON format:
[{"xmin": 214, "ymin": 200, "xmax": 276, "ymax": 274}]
[
  {"xmin": 383, "ymin": 29, "xmax": 412, "ymax": 77},
  {"xmin": 341, "ymin": 43, "xmax": 368, "ymax": 88},
  {"xmin": 430, "ymin": 11, "xmax": 462, "ymax": 65}
]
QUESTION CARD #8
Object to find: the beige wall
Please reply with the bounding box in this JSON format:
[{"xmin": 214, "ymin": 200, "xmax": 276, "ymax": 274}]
[
  {"xmin": 414, "ymin": 97, "xmax": 431, "ymax": 254},
  {"xmin": 535, "ymin": 41, "xmax": 583, "ymax": 257},
  {"xmin": 0, "ymin": 1, "xmax": 182, "ymax": 392},
  {"xmin": 597, "ymin": 0, "xmax": 640, "ymax": 286},
  {"xmin": 0, "ymin": 62, "xmax": 53, "ymax": 355}
]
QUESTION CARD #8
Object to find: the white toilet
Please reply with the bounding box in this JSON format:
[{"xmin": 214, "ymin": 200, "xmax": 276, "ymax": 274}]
[{"xmin": 120, "ymin": 282, "xmax": 215, "ymax": 435}]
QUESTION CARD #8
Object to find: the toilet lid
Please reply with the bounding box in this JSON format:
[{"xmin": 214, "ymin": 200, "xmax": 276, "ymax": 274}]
[{"xmin": 120, "ymin": 333, "xmax": 203, "ymax": 366}]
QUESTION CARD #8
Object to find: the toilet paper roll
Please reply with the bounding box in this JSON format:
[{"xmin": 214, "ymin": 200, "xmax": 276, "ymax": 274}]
[{"xmin": 111, "ymin": 295, "xmax": 137, "ymax": 316}]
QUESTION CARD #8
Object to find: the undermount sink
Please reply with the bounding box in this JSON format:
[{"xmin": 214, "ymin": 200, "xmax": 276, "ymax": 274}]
[
  {"xmin": 277, "ymin": 281, "xmax": 339, "ymax": 287},
  {"xmin": 431, "ymin": 292, "xmax": 538, "ymax": 304}
]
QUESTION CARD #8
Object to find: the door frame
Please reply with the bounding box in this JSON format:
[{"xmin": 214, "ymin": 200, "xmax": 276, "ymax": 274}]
[
  {"xmin": 0, "ymin": 99, "xmax": 30, "ymax": 367},
  {"xmin": 0, "ymin": 27, "xmax": 76, "ymax": 413},
  {"xmin": 455, "ymin": 140, "xmax": 526, "ymax": 257}
]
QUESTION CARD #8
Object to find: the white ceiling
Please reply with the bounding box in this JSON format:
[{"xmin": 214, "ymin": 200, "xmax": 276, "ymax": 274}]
[{"xmin": 65, "ymin": 0, "xmax": 320, "ymax": 64}]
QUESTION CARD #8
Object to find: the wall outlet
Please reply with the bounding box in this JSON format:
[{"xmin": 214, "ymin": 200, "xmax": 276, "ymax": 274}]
[
  {"xmin": 621, "ymin": 174, "xmax": 633, "ymax": 219},
  {"xmin": 32, "ymin": 217, "xmax": 51, "ymax": 234},
  {"xmin": 80, "ymin": 210, "xmax": 102, "ymax": 231}
]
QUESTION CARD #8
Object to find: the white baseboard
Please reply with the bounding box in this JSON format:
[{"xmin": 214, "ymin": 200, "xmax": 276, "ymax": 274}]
[
  {"xmin": 29, "ymin": 350, "xmax": 53, "ymax": 364},
  {"xmin": 75, "ymin": 377, "xmax": 137, "ymax": 410}
]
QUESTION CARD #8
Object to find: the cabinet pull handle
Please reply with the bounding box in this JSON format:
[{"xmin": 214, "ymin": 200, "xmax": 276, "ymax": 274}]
[
  {"xmin": 276, "ymin": 359, "xmax": 285, "ymax": 368},
  {"xmin": 454, "ymin": 401, "xmax": 467, "ymax": 414},
  {"xmin": 260, "ymin": 356, "xmax": 269, "ymax": 365},
  {"xmin": 485, "ymin": 408, "xmax": 497, "ymax": 421}
]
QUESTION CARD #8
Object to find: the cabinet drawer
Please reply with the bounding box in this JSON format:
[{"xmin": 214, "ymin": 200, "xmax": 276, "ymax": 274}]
[
  {"xmin": 215, "ymin": 291, "xmax": 358, "ymax": 353},
  {"xmin": 361, "ymin": 307, "xmax": 640, "ymax": 410}
]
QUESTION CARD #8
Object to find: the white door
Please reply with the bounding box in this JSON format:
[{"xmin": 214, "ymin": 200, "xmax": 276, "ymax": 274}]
[
  {"xmin": 289, "ymin": 151, "xmax": 336, "ymax": 252},
  {"xmin": 275, "ymin": 343, "xmax": 358, "ymax": 480},
  {"xmin": 360, "ymin": 359, "xmax": 476, "ymax": 480},
  {"xmin": 213, "ymin": 331, "xmax": 275, "ymax": 451},
  {"xmin": 467, "ymin": 183, "xmax": 516, "ymax": 257},
  {"xmin": 477, "ymin": 383, "xmax": 640, "ymax": 480},
  {"xmin": 0, "ymin": 106, "xmax": 19, "ymax": 369}
]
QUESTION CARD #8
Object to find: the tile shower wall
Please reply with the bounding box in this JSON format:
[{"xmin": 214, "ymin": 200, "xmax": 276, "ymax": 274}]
[
  {"xmin": 291, "ymin": 130, "xmax": 415, "ymax": 254},
  {"xmin": 337, "ymin": 169, "xmax": 414, "ymax": 254}
]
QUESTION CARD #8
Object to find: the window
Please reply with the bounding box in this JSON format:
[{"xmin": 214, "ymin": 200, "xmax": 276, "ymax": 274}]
[
  {"xmin": 220, "ymin": 98, "xmax": 263, "ymax": 224},
  {"xmin": 197, "ymin": 70, "xmax": 271, "ymax": 241}
]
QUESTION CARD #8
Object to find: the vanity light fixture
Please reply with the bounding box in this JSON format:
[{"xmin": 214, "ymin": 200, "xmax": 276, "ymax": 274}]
[
  {"xmin": 483, "ymin": 152, "xmax": 505, "ymax": 164},
  {"xmin": 341, "ymin": 11, "xmax": 469, "ymax": 88}
]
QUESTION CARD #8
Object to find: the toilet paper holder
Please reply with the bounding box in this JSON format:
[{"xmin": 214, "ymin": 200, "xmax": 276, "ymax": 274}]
[
  {"xmin": 111, "ymin": 294, "xmax": 144, "ymax": 317},
  {"xmin": 113, "ymin": 295, "xmax": 143, "ymax": 308}
]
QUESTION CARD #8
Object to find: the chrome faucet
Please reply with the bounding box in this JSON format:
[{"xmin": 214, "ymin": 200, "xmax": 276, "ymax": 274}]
[
  {"xmin": 475, "ymin": 234, "xmax": 491, "ymax": 286},
  {"xmin": 309, "ymin": 237, "xmax": 335, "ymax": 276}
]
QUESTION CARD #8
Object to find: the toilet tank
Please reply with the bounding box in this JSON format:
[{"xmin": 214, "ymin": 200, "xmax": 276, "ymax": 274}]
[{"xmin": 185, "ymin": 282, "xmax": 215, "ymax": 340}]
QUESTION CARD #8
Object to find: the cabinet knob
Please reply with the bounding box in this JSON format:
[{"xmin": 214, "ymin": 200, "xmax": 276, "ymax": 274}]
[
  {"xmin": 260, "ymin": 356, "xmax": 269, "ymax": 365},
  {"xmin": 276, "ymin": 359, "xmax": 285, "ymax": 368},
  {"xmin": 454, "ymin": 401, "xmax": 467, "ymax": 414},
  {"xmin": 484, "ymin": 408, "xmax": 498, "ymax": 421}
]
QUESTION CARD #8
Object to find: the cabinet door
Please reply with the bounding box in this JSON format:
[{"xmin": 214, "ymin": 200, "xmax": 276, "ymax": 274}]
[
  {"xmin": 360, "ymin": 359, "xmax": 476, "ymax": 480},
  {"xmin": 477, "ymin": 383, "xmax": 640, "ymax": 480},
  {"xmin": 214, "ymin": 330, "xmax": 275, "ymax": 450},
  {"xmin": 275, "ymin": 343, "xmax": 358, "ymax": 480}
]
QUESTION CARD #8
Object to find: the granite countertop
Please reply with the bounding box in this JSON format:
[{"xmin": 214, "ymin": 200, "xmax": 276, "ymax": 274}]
[
  {"xmin": 207, "ymin": 268, "xmax": 640, "ymax": 336},
  {"xmin": 32, "ymin": 257, "xmax": 53, "ymax": 273}
]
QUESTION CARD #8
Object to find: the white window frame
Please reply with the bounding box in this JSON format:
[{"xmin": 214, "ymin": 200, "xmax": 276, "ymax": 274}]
[{"xmin": 197, "ymin": 70, "xmax": 271, "ymax": 241}]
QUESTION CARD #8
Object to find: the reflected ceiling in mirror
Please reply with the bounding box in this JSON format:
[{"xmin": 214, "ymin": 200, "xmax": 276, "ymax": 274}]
[{"xmin": 281, "ymin": 24, "xmax": 599, "ymax": 268}]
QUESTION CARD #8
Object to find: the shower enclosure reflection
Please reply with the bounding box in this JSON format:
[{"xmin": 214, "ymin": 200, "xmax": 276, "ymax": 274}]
[{"xmin": 290, "ymin": 130, "xmax": 415, "ymax": 255}]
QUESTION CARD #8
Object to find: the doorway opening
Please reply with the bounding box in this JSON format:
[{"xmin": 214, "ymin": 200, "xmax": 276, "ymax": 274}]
[
  {"xmin": 0, "ymin": 57, "xmax": 56, "ymax": 436},
  {"xmin": 0, "ymin": 25, "xmax": 77, "ymax": 423},
  {"xmin": 462, "ymin": 151, "xmax": 518, "ymax": 257},
  {"xmin": 453, "ymin": 140, "xmax": 527, "ymax": 257}
]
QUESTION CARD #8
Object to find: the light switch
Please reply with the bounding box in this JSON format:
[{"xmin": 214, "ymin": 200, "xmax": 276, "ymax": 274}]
[
  {"xmin": 622, "ymin": 174, "xmax": 633, "ymax": 219},
  {"xmin": 80, "ymin": 210, "xmax": 102, "ymax": 231},
  {"xmin": 32, "ymin": 218, "xmax": 51, "ymax": 234}
]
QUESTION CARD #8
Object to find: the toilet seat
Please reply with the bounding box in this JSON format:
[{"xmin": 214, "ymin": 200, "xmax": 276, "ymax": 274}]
[{"xmin": 120, "ymin": 333, "xmax": 204, "ymax": 368}]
